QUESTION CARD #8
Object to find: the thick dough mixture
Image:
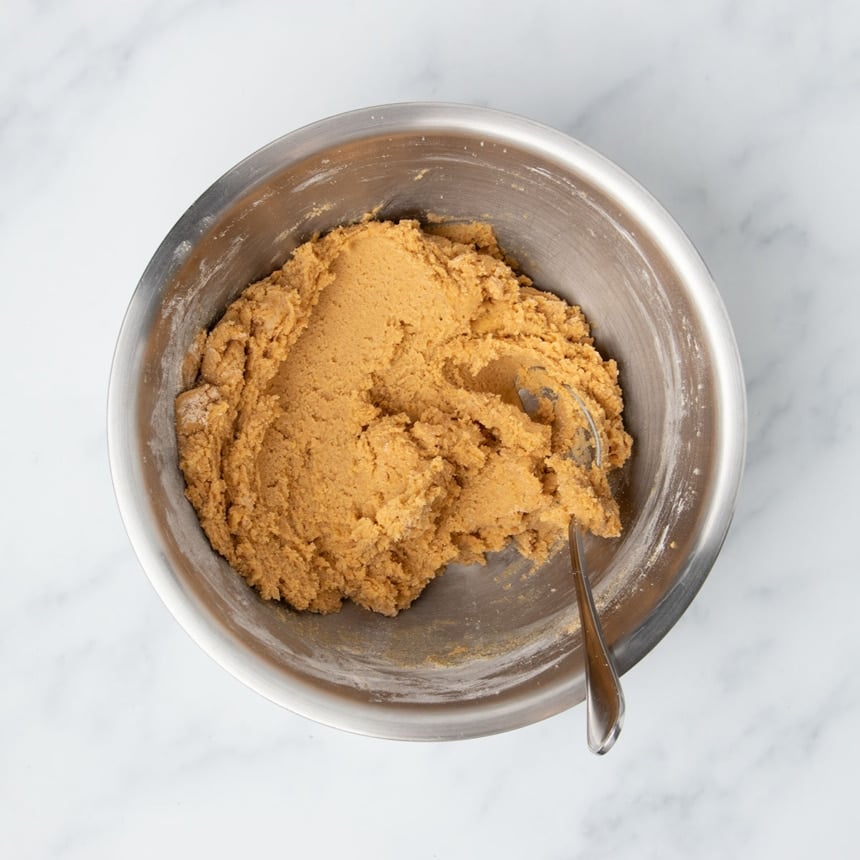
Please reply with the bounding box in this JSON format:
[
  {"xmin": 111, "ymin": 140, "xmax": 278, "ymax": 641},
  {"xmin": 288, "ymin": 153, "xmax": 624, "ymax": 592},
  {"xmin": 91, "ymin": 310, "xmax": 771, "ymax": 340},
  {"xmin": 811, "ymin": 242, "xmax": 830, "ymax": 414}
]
[{"xmin": 176, "ymin": 219, "xmax": 632, "ymax": 616}]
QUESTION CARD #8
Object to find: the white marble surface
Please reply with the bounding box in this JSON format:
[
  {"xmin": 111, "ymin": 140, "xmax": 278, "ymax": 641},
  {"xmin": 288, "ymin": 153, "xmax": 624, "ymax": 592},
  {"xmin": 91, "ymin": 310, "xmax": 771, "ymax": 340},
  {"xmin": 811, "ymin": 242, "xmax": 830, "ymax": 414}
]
[{"xmin": 3, "ymin": 1, "xmax": 859, "ymax": 857}]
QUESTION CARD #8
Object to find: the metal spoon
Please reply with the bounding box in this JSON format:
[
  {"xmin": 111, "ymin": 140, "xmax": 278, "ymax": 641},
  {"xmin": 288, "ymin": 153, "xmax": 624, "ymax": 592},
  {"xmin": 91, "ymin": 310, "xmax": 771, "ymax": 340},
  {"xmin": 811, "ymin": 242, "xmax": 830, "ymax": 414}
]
[{"xmin": 516, "ymin": 372, "xmax": 625, "ymax": 754}]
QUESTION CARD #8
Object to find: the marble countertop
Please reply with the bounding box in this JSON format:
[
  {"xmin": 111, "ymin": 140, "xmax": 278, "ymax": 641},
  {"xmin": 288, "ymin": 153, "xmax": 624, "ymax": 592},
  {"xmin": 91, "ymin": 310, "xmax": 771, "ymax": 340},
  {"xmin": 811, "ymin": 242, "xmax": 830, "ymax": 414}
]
[{"xmin": 4, "ymin": 1, "xmax": 858, "ymax": 857}]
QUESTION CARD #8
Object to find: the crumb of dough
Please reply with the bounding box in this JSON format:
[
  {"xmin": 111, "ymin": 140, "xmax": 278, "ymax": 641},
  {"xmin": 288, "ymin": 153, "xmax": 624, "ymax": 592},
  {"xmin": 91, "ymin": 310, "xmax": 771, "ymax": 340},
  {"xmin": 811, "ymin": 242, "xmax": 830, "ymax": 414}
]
[{"xmin": 175, "ymin": 219, "xmax": 632, "ymax": 616}]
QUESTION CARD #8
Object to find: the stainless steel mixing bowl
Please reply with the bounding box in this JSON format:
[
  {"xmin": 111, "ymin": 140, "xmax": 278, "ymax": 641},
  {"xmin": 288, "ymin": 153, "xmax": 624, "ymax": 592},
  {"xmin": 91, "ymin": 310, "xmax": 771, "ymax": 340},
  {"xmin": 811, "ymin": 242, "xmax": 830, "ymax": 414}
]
[{"xmin": 108, "ymin": 103, "xmax": 746, "ymax": 740}]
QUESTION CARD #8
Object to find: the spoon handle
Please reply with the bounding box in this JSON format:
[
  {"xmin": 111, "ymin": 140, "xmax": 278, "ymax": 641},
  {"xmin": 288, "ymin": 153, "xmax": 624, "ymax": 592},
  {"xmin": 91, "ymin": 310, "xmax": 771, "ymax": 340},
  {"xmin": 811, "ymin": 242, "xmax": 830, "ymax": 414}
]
[{"xmin": 569, "ymin": 521, "xmax": 625, "ymax": 754}]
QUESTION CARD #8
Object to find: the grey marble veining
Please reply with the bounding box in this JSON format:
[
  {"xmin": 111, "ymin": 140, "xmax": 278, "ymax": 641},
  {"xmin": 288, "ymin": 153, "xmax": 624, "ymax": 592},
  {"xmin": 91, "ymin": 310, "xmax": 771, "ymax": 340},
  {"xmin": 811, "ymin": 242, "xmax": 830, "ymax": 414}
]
[{"xmin": 2, "ymin": 1, "xmax": 858, "ymax": 857}]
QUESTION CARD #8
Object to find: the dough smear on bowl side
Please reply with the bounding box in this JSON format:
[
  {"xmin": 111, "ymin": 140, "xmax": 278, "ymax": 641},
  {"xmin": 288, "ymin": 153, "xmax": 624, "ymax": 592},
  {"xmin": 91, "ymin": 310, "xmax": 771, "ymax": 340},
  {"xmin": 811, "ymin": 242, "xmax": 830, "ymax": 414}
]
[{"xmin": 175, "ymin": 219, "xmax": 632, "ymax": 616}]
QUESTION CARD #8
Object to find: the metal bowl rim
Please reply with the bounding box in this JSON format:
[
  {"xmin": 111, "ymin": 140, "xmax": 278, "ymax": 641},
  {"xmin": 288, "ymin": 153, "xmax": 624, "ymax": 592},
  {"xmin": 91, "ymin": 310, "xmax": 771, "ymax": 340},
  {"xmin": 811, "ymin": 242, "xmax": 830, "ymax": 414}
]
[{"xmin": 107, "ymin": 101, "xmax": 747, "ymax": 740}]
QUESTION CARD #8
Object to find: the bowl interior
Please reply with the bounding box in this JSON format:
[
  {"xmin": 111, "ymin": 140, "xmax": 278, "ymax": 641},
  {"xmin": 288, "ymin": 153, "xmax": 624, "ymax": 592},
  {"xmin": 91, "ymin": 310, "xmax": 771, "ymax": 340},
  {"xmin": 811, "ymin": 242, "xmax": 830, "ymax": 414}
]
[{"xmin": 111, "ymin": 106, "xmax": 744, "ymax": 739}]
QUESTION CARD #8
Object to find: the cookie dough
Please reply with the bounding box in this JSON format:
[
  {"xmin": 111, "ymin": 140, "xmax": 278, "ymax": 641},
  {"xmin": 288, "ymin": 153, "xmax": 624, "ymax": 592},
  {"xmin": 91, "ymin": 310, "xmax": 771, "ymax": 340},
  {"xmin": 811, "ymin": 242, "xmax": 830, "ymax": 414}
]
[{"xmin": 176, "ymin": 219, "xmax": 632, "ymax": 616}]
